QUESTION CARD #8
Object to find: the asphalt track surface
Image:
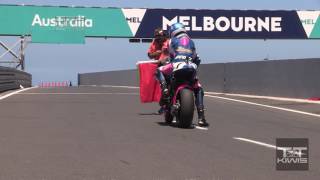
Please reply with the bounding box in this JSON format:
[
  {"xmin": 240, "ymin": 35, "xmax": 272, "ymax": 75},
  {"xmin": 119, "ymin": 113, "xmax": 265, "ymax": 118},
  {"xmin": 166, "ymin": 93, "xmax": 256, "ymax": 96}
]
[{"xmin": 0, "ymin": 86, "xmax": 319, "ymax": 180}]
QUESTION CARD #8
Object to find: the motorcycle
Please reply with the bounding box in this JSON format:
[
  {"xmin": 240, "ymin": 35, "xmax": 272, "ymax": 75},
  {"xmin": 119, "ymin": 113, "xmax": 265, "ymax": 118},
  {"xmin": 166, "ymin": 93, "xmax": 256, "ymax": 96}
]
[{"xmin": 164, "ymin": 59, "xmax": 198, "ymax": 128}]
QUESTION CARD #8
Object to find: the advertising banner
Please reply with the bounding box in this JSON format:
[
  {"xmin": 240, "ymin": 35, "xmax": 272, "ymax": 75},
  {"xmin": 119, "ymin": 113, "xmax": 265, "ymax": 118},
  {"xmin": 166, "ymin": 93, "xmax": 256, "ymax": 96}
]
[
  {"xmin": 134, "ymin": 9, "xmax": 311, "ymax": 39},
  {"xmin": 0, "ymin": 5, "xmax": 319, "ymax": 43},
  {"xmin": 0, "ymin": 5, "xmax": 132, "ymax": 43}
]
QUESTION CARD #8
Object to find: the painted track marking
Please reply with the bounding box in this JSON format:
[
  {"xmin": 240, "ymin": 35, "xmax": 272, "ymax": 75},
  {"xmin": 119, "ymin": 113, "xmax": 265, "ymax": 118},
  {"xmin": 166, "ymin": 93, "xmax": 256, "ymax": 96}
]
[
  {"xmin": 205, "ymin": 95, "xmax": 320, "ymax": 118},
  {"xmin": 233, "ymin": 137, "xmax": 300, "ymax": 154},
  {"xmin": 206, "ymin": 91, "xmax": 320, "ymax": 104},
  {"xmin": 19, "ymin": 92, "xmax": 139, "ymax": 95},
  {"xmin": 80, "ymin": 85, "xmax": 139, "ymax": 89},
  {"xmin": 194, "ymin": 125, "xmax": 209, "ymax": 131},
  {"xmin": 233, "ymin": 137, "xmax": 277, "ymax": 149},
  {"xmin": 81, "ymin": 85, "xmax": 320, "ymax": 118},
  {"xmin": 0, "ymin": 87, "xmax": 37, "ymax": 101}
]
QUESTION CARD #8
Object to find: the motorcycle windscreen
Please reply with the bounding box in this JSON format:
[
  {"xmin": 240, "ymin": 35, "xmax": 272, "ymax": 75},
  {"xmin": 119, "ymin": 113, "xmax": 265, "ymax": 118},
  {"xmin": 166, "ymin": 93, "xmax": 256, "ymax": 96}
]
[{"xmin": 138, "ymin": 63, "xmax": 161, "ymax": 103}]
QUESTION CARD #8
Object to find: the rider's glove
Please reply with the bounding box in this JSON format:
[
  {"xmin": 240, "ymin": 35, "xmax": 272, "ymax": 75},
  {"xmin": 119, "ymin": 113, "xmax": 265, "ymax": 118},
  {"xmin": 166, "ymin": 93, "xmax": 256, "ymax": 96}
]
[{"xmin": 193, "ymin": 54, "xmax": 201, "ymax": 67}]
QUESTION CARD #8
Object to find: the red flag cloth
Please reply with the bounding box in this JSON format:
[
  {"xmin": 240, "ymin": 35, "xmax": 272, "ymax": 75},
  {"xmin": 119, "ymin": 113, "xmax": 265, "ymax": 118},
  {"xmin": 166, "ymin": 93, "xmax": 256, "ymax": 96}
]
[{"xmin": 138, "ymin": 62, "xmax": 161, "ymax": 103}]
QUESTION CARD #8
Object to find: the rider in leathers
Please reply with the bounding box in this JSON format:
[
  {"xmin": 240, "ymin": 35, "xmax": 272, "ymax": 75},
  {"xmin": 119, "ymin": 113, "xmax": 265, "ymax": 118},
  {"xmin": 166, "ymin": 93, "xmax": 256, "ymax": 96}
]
[{"xmin": 156, "ymin": 23, "xmax": 209, "ymax": 127}]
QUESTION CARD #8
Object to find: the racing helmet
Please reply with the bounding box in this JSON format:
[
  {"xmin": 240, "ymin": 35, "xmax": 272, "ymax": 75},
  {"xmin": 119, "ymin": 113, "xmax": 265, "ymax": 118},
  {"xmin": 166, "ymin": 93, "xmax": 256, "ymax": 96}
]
[{"xmin": 169, "ymin": 23, "xmax": 186, "ymax": 38}]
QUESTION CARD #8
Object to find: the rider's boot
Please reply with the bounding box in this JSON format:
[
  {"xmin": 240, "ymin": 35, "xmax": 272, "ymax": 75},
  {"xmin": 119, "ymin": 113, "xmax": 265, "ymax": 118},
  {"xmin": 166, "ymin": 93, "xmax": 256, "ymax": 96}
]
[
  {"xmin": 160, "ymin": 81, "xmax": 169, "ymax": 104},
  {"xmin": 158, "ymin": 85, "xmax": 168, "ymax": 115},
  {"xmin": 158, "ymin": 106, "xmax": 165, "ymax": 115},
  {"xmin": 156, "ymin": 69, "xmax": 170, "ymax": 105},
  {"xmin": 197, "ymin": 107, "xmax": 209, "ymax": 127},
  {"xmin": 194, "ymin": 87, "xmax": 209, "ymax": 127}
]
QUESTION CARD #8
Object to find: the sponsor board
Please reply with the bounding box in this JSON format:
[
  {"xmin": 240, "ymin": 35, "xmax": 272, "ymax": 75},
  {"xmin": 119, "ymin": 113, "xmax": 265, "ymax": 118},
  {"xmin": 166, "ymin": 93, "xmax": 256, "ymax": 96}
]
[
  {"xmin": 0, "ymin": 5, "xmax": 319, "ymax": 43},
  {"xmin": 122, "ymin": 8, "xmax": 147, "ymax": 36},
  {"xmin": 297, "ymin": 11, "xmax": 320, "ymax": 38},
  {"xmin": 0, "ymin": 5, "xmax": 132, "ymax": 43},
  {"xmin": 135, "ymin": 9, "xmax": 307, "ymax": 39}
]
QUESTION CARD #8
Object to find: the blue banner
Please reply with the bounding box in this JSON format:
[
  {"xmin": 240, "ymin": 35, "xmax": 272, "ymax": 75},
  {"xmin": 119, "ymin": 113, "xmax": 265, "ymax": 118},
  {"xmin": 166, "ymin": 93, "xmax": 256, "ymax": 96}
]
[{"xmin": 133, "ymin": 9, "xmax": 310, "ymax": 39}]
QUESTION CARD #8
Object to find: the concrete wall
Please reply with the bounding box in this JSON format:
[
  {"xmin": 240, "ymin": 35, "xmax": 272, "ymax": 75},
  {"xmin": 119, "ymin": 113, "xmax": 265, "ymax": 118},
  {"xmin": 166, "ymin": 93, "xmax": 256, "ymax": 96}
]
[
  {"xmin": 78, "ymin": 69, "xmax": 138, "ymax": 87},
  {"xmin": 223, "ymin": 59, "xmax": 320, "ymax": 98},
  {"xmin": 197, "ymin": 63, "xmax": 225, "ymax": 92},
  {"xmin": 0, "ymin": 66, "xmax": 32, "ymax": 92},
  {"xmin": 78, "ymin": 58, "xmax": 320, "ymax": 99}
]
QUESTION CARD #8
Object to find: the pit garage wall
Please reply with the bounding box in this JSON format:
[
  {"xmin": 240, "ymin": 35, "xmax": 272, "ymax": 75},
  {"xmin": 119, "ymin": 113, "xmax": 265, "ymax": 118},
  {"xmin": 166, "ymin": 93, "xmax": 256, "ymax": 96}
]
[{"xmin": 78, "ymin": 58, "xmax": 320, "ymax": 99}]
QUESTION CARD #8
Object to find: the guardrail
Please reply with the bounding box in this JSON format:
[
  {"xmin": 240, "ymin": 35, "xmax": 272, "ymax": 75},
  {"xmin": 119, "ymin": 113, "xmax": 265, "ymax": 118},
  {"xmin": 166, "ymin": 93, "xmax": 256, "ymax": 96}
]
[
  {"xmin": 78, "ymin": 58, "xmax": 320, "ymax": 99},
  {"xmin": 0, "ymin": 66, "xmax": 32, "ymax": 92}
]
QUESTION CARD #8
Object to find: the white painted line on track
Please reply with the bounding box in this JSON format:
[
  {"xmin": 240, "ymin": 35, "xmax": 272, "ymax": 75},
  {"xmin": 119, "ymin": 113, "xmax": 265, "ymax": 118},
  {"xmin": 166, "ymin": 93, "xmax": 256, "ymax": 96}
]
[
  {"xmin": 80, "ymin": 85, "xmax": 320, "ymax": 104},
  {"xmin": 83, "ymin": 86, "xmax": 320, "ymax": 104},
  {"xmin": 19, "ymin": 92, "xmax": 139, "ymax": 95},
  {"xmin": 233, "ymin": 137, "xmax": 300, "ymax": 154},
  {"xmin": 78, "ymin": 85, "xmax": 320, "ymax": 118},
  {"xmin": 169, "ymin": 122, "xmax": 208, "ymax": 131},
  {"xmin": 80, "ymin": 85, "xmax": 139, "ymax": 89},
  {"xmin": 233, "ymin": 137, "xmax": 277, "ymax": 149},
  {"xmin": 83, "ymin": 85, "xmax": 320, "ymax": 104},
  {"xmin": 0, "ymin": 86, "xmax": 37, "ymax": 101},
  {"xmin": 194, "ymin": 125, "xmax": 209, "ymax": 131},
  {"xmin": 205, "ymin": 95, "xmax": 320, "ymax": 118},
  {"xmin": 101, "ymin": 85, "xmax": 139, "ymax": 89},
  {"xmin": 206, "ymin": 91, "xmax": 320, "ymax": 104}
]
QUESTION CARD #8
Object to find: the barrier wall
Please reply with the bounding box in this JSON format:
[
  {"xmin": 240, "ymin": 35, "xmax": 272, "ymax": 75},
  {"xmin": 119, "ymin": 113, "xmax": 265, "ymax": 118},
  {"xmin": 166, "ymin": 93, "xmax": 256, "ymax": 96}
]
[
  {"xmin": 222, "ymin": 59, "xmax": 320, "ymax": 98},
  {"xmin": 78, "ymin": 58, "xmax": 320, "ymax": 99},
  {"xmin": 0, "ymin": 66, "xmax": 32, "ymax": 92},
  {"xmin": 197, "ymin": 63, "xmax": 225, "ymax": 92},
  {"xmin": 78, "ymin": 69, "xmax": 138, "ymax": 87}
]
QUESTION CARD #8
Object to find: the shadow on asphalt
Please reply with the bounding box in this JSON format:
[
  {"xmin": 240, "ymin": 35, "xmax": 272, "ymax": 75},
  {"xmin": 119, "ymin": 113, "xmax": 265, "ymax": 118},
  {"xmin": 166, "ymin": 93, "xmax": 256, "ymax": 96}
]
[
  {"xmin": 138, "ymin": 113, "xmax": 195, "ymax": 129},
  {"xmin": 156, "ymin": 122, "xmax": 195, "ymax": 129},
  {"xmin": 138, "ymin": 112, "xmax": 160, "ymax": 115}
]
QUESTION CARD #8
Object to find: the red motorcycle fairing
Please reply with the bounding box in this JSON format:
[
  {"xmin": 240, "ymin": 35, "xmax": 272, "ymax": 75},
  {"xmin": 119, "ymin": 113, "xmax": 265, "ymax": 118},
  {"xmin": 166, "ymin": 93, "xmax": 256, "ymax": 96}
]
[{"xmin": 172, "ymin": 84, "xmax": 194, "ymax": 104}]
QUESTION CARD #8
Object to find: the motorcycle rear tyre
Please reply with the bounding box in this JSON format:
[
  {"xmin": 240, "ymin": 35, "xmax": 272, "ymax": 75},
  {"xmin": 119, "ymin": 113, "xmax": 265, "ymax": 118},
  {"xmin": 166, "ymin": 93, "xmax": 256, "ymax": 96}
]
[{"xmin": 178, "ymin": 88, "xmax": 194, "ymax": 128}]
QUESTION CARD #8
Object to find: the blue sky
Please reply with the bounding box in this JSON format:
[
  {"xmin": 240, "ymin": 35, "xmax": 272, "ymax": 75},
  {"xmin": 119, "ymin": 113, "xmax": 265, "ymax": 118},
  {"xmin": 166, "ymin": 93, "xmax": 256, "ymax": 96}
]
[{"xmin": 1, "ymin": 0, "xmax": 320, "ymax": 85}]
